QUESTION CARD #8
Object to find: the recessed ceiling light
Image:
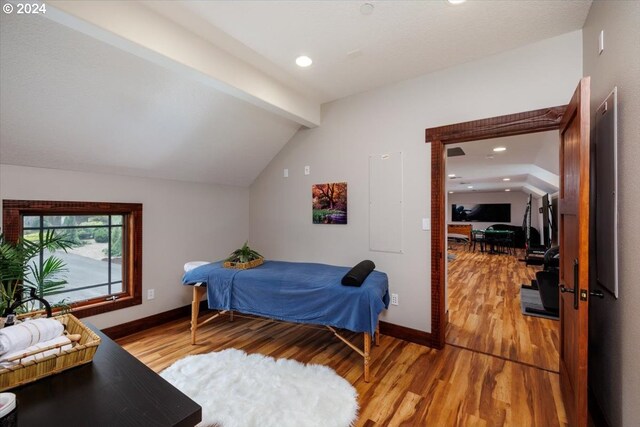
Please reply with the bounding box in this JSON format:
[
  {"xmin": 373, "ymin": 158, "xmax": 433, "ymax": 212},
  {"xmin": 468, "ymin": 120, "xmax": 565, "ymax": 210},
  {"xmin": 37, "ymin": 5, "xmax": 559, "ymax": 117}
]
[
  {"xmin": 486, "ymin": 155, "xmax": 495, "ymax": 159},
  {"xmin": 447, "ymin": 0, "xmax": 467, "ymax": 4},
  {"xmin": 493, "ymin": 147, "xmax": 507, "ymax": 152},
  {"xmin": 448, "ymin": 174, "xmax": 456, "ymax": 178},
  {"xmin": 503, "ymin": 178, "xmax": 511, "ymax": 181},
  {"xmin": 449, "ymin": 191, "xmax": 454, "ymax": 194},
  {"xmin": 295, "ymin": 56, "xmax": 313, "ymax": 67},
  {"xmin": 467, "ymin": 185, "xmax": 473, "ymax": 189},
  {"xmin": 505, "ymin": 189, "xmax": 511, "ymax": 192}
]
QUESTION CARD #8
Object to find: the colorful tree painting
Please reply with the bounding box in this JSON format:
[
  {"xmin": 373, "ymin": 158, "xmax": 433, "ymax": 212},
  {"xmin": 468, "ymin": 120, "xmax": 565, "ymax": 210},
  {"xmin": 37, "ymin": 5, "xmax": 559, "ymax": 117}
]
[{"xmin": 312, "ymin": 182, "xmax": 347, "ymax": 224}]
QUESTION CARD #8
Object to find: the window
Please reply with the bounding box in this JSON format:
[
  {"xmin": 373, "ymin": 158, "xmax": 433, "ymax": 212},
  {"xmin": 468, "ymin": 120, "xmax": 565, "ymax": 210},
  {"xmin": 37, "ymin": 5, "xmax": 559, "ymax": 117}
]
[{"xmin": 2, "ymin": 200, "xmax": 142, "ymax": 318}]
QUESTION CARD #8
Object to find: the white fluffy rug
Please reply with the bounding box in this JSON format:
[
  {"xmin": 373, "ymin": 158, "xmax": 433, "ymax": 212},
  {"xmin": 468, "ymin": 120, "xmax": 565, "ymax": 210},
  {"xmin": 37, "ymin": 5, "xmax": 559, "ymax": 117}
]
[{"xmin": 160, "ymin": 349, "xmax": 358, "ymax": 427}]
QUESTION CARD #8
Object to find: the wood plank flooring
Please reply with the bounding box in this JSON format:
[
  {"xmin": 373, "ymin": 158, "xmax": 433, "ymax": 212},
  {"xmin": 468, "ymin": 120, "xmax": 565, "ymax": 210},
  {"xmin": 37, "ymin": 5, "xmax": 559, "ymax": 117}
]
[
  {"xmin": 118, "ymin": 313, "xmax": 566, "ymax": 426},
  {"xmin": 446, "ymin": 246, "xmax": 560, "ymax": 372}
]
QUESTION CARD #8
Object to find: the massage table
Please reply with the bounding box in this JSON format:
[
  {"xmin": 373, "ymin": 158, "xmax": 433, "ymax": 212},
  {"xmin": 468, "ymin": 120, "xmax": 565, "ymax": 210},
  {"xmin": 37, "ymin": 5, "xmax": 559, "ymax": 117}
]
[{"xmin": 183, "ymin": 260, "xmax": 390, "ymax": 382}]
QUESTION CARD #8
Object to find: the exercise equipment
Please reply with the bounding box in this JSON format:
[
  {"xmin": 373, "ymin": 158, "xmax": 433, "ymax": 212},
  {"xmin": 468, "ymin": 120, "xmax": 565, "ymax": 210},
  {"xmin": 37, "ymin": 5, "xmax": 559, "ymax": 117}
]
[
  {"xmin": 520, "ymin": 246, "xmax": 560, "ymax": 319},
  {"xmin": 522, "ymin": 194, "xmax": 555, "ymax": 265},
  {"xmin": 522, "ymin": 245, "xmax": 559, "ymax": 290}
]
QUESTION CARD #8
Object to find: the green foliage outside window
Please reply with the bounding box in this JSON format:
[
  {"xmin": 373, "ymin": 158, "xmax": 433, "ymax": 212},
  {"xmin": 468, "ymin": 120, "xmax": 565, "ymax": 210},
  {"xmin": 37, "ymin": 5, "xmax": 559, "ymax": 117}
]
[{"xmin": 0, "ymin": 231, "xmax": 71, "ymax": 316}]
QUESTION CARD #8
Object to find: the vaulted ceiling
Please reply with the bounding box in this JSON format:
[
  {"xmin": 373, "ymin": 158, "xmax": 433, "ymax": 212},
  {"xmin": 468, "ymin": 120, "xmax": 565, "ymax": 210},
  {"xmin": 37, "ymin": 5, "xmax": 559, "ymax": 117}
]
[
  {"xmin": 146, "ymin": 0, "xmax": 592, "ymax": 102},
  {"xmin": 0, "ymin": 1, "xmax": 592, "ymax": 186},
  {"xmin": 0, "ymin": 14, "xmax": 300, "ymax": 186}
]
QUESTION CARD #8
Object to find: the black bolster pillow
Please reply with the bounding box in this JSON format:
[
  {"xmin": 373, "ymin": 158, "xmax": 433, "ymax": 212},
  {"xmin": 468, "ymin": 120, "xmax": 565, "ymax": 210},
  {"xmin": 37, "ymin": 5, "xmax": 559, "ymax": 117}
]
[{"xmin": 341, "ymin": 260, "xmax": 376, "ymax": 287}]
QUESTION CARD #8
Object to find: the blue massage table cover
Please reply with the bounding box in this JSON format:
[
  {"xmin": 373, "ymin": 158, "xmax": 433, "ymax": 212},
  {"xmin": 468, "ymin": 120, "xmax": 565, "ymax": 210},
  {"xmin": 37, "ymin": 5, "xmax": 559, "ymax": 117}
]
[{"xmin": 182, "ymin": 260, "xmax": 390, "ymax": 336}]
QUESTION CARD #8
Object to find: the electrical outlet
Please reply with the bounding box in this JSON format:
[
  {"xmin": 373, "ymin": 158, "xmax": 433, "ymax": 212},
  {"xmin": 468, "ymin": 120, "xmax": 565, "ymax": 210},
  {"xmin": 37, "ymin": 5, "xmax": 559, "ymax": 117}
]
[
  {"xmin": 391, "ymin": 293, "xmax": 399, "ymax": 306},
  {"xmin": 147, "ymin": 289, "xmax": 155, "ymax": 300}
]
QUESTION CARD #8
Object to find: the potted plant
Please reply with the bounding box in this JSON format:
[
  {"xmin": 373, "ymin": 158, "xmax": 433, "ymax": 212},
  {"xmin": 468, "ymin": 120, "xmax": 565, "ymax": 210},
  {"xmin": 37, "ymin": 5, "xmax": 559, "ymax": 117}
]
[
  {"xmin": 0, "ymin": 230, "xmax": 71, "ymax": 324},
  {"xmin": 223, "ymin": 241, "xmax": 264, "ymax": 270}
]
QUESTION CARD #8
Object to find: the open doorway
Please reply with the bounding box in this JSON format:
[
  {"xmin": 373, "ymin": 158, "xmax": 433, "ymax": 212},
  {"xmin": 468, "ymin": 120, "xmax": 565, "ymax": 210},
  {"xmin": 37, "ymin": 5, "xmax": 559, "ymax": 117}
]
[
  {"xmin": 444, "ymin": 132, "xmax": 560, "ymax": 371},
  {"xmin": 425, "ymin": 105, "xmax": 566, "ymax": 351},
  {"xmin": 428, "ymin": 80, "xmax": 593, "ymax": 426}
]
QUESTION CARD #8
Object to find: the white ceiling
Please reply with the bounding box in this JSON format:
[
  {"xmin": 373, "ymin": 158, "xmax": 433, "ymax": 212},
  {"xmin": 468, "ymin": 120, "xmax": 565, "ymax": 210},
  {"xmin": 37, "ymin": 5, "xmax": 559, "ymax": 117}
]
[
  {"xmin": 0, "ymin": 14, "xmax": 300, "ymax": 186},
  {"xmin": 0, "ymin": 1, "xmax": 591, "ymax": 186},
  {"xmin": 146, "ymin": 0, "xmax": 592, "ymax": 102},
  {"xmin": 446, "ymin": 131, "xmax": 560, "ymax": 196}
]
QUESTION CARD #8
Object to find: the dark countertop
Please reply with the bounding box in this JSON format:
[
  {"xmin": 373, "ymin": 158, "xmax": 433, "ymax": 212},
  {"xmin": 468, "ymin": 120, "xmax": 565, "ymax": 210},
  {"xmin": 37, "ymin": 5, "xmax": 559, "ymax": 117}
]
[{"xmin": 10, "ymin": 324, "xmax": 201, "ymax": 427}]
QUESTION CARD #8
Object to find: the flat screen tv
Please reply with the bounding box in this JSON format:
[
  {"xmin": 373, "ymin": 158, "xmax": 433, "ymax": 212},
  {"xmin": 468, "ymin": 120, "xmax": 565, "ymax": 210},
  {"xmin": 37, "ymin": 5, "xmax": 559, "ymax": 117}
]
[{"xmin": 451, "ymin": 203, "xmax": 511, "ymax": 223}]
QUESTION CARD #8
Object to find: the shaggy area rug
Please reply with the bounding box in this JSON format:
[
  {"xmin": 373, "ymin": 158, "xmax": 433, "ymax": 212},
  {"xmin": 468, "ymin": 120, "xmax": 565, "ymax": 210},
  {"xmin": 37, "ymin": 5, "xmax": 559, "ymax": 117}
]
[{"xmin": 160, "ymin": 349, "xmax": 358, "ymax": 427}]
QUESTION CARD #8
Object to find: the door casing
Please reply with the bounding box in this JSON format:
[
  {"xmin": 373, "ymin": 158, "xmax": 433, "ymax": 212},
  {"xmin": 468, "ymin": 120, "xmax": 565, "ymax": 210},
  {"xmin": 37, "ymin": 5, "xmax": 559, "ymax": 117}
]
[{"xmin": 425, "ymin": 105, "xmax": 567, "ymax": 348}]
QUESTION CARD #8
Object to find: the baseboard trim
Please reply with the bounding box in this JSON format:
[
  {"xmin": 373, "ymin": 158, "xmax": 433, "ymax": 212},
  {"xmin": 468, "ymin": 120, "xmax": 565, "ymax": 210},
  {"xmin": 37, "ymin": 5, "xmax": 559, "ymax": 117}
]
[
  {"xmin": 588, "ymin": 387, "xmax": 611, "ymax": 427},
  {"xmin": 379, "ymin": 321, "xmax": 435, "ymax": 347},
  {"xmin": 103, "ymin": 304, "xmax": 436, "ymax": 349},
  {"xmin": 102, "ymin": 301, "xmax": 209, "ymax": 340}
]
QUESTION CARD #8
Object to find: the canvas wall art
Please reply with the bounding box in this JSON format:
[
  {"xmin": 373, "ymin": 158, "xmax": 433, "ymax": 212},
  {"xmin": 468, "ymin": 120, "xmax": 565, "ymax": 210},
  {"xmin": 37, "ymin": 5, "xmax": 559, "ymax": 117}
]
[{"xmin": 312, "ymin": 182, "xmax": 347, "ymax": 224}]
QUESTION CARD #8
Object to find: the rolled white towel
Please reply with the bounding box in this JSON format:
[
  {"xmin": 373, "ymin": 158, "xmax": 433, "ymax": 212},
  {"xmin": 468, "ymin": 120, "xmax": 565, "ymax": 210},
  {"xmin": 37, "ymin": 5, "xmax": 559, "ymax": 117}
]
[
  {"xmin": 0, "ymin": 335, "xmax": 72, "ymax": 367},
  {"xmin": 184, "ymin": 261, "xmax": 210, "ymax": 272},
  {"xmin": 0, "ymin": 318, "xmax": 64, "ymax": 355}
]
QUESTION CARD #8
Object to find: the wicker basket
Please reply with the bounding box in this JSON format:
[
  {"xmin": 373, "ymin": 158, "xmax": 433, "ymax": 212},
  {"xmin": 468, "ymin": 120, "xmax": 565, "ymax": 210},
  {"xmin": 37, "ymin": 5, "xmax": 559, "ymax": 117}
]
[
  {"xmin": 223, "ymin": 257, "xmax": 264, "ymax": 270},
  {"xmin": 0, "ymin": 314, "xmax": 101, "ymax": 391}
]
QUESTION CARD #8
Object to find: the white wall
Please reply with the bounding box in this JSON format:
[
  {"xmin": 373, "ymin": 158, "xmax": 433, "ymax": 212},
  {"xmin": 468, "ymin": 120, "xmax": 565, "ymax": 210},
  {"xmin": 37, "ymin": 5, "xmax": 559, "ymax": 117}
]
[
  {"xmin": 447, "ymin": 191, "xmax": 533, "ymax": 230},
  {"xmin": 583, "ymin": 2, "xmax": 640, "ymax": 426},
  {"xmin": 0, "ymin": 164, "xmax": 249, "ymax": 329},
  {"xmin": 249, "ymin": 31, "xmax": 583, "ymax": 332}
]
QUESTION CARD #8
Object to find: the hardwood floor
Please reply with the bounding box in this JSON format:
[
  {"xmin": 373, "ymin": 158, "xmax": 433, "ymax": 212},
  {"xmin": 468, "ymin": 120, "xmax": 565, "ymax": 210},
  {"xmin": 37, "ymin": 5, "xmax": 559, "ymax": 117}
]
[
  {"xmin": 118, "ymin": 313, "xmax": 566, "ymax": 426},
  {"xmin": 446, "ymin": 246, "xmax": 560, "ymax": 372}
]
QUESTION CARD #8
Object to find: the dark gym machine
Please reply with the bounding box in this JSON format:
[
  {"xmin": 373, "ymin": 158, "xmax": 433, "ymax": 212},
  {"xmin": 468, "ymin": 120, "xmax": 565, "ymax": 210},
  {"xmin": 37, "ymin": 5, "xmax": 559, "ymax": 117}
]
[
  {"xmin": 521, "ymin": 246, "xmax": 560, "ymax": 317},
  {"xmin": 522, "ymin": 193, "xmax": 555, "ymax": 265}
]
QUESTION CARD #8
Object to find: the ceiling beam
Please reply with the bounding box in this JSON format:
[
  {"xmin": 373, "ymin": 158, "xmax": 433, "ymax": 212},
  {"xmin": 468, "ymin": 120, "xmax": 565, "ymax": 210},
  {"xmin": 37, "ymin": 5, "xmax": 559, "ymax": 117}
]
[{"xmin": 41, "ymin": 0, "xmax": 321, "ymax": 128}]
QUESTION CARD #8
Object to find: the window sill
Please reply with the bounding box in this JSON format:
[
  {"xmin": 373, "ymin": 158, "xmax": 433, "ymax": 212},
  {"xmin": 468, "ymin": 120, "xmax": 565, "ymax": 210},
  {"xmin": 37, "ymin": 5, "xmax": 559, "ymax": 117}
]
[{"xmin": 70, "ymin": 295, "xmax": 143, "ymax": 319}]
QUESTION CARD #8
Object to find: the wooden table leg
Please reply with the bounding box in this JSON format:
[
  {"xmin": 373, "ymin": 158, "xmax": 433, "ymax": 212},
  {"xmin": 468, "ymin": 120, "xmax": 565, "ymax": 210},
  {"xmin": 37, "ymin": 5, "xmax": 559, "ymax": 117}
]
[
  {"xmin": 364, "ymin": 332, "xmax": 371, "ymax": 383},
  {"xmin": 191, "ymin": 286, "xmax": 206, "ymax": 345},
  {"xmin": 375, "ymin": 322, "xmax": 380, "ymax": 347},
  {"xmin": 229, "ymin": 310, "xmax": 234, "ymax": 322}
]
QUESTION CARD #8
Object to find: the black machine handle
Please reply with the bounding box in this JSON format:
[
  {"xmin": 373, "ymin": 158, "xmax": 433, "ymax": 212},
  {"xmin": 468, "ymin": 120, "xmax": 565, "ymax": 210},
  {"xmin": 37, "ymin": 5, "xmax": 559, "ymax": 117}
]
[{"xmin": 559, "ymin": 259, "xmax": 579, "ymax": 310}]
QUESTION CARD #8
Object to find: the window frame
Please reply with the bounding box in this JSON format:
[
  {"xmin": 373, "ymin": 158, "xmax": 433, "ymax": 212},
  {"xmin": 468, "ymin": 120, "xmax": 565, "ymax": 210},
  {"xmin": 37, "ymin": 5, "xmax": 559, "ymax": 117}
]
[{"xmin": 2, "ymin": 200, "xmax": 143, "ymax": 318}]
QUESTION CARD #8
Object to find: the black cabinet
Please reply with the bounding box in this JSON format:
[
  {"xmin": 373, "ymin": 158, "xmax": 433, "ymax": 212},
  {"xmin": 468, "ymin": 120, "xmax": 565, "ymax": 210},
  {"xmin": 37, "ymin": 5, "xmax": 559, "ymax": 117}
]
[{"xmin": 11, "ymin": 324, "xmax": 201, "ymax": 427}]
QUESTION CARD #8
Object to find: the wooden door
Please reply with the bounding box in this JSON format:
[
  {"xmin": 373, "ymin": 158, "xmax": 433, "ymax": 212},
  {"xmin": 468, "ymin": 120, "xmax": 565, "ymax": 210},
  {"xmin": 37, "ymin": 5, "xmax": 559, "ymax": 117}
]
[{"xmin": 558, "ymin": 77, "xmax": 591, "ymax": 427}]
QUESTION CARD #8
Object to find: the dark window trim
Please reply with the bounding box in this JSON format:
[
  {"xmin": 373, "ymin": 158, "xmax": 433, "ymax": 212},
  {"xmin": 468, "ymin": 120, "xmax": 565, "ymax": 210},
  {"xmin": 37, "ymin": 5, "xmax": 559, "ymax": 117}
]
[
  {"xmin": 2, "ymin": 200, "xmax": 143, "ymax": 318},
  {"xmin": 23, "ymin": 224, "xmax": 122, "ymax": 230}
]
